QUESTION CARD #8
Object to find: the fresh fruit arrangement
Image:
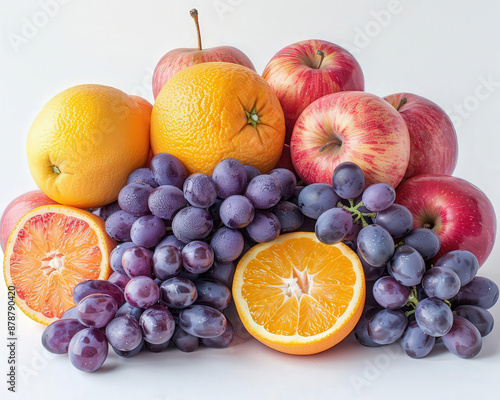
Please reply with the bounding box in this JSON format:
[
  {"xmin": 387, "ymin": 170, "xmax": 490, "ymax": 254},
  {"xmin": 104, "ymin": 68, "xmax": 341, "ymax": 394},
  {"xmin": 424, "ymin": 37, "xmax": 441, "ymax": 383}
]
[{"xmin": 1, "ymin": 8, "xmax": 498, "ymax": 374}]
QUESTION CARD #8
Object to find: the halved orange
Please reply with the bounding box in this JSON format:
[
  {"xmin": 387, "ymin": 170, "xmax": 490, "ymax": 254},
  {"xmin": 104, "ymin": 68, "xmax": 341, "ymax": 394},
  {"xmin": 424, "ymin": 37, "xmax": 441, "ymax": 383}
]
[
  {"xmin": 233, "ymin": 232, "xmax": 365, "ymax": 355},
  {"xmin": 3, "ymin": 205, "xmax": 116, "ymax": 325}
]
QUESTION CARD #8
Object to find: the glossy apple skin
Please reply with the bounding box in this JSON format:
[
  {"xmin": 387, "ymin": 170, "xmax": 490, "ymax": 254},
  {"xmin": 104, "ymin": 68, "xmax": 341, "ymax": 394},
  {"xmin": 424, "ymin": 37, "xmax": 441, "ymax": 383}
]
[
  {"xmin": 262, "ymin": 39, "xmax": 364, "ymax": 143},
  {"xmin": 385, "ymin": 93, "xmax": 458, "ymax": 180},
  {"xmin": 1, "ymin": 190, "xmax": 58, "ymax": 252},
  {"xmin": 396, "ymin": 174, "xmax": 496, "ymax": 266},
  {"xmin": 152, "ymin": 47, "xmax": 255, "ymax": 98},
  {"xmin": 291, "ymin": 91, "xmax": 410, "ymax": 188}
]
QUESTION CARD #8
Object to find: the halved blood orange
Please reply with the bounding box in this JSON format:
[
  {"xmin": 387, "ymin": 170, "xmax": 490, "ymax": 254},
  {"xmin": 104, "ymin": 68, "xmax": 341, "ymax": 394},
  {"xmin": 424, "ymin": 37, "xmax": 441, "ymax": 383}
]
[
  {"xmin": 3, "ymin": 205, "xmax": 116, "ymax": 325},
  {"xmin": 233, "ymin": 232, "xmax": 365, "ymax": 355}
]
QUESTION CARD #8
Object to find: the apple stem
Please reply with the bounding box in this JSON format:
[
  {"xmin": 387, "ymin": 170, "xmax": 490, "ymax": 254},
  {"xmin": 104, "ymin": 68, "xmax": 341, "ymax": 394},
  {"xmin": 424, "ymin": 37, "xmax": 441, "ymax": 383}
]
[
  {"xmin": 396, "ymin": 97, "xmax": 407, "ymax": 111},
  {"xmin": 316, "ymin": 50, "xmax": 325, "ymax": 69},
  {"xmin": 190, "ymin": 9, "xmax": 202, "ymax": 50},
  {"xmin": 318, "ymin": 139, "xmax": 342, "ymax": 152}
]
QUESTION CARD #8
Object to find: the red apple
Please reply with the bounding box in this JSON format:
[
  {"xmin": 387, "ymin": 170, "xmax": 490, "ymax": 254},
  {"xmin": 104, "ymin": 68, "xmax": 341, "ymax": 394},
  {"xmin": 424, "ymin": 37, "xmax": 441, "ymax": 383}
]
[
  {"xmin": 1, "ymin": 190, "xmax": 58, "ymax": 252},
  {"xmin": 152, "ymin": 9, "xmax": 255, "ymax": 99},
  {"xmin": 384, "ymin": 93, "xmax": 458, "ymax": 180},
  {"xmin": 262, "ymin": 39, "xmax": 364, "ymax": 143},
  {"xmin": 396, "ymin": 174, "xmax": 496, "ymax": 266},
  {"xmin": 290, "ymin": 91, "xmax": 410, "ymax": 188}
]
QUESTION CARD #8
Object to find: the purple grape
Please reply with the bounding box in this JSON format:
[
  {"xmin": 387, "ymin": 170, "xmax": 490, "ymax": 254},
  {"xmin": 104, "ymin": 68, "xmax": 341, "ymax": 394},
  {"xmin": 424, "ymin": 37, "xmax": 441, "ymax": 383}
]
[
  {"xmin": 387, "ymin": 245, "xmax": 426, "ymax": 287},
  {"xmin": 212, "ymin": 158, "xmax": 248, "ymax": 198},
  {"xmin": 372, "ymin": 276, "xmax": 410, "ymax": 309},
  {"xmin": 401, "ymin": 320, "xmax": 435, "ymax": 358},
  {"xmin": 68, "ymin": 328, "xmax": 108, "ymax": 372},
  {"xmin": 270, "ymin": 168, "xmax": 297, "ymax": 200},
  {"xmin": 368, "ymin": 309, "xmax": 408, "ymax": 344},
  {"xmin": 130, "ymin": 215, "xmax": 165, "ymax": 248},
  {"xmin": 454, "ymin": 305, "xmax": 494, "ymax": 337},
  {"xmin": 156, "ymin": 234, "xmax": 184, "ymax": 251},
  {"xmin": 362, "ymin": 183, "xmax": 396, "ymax": 212},
  {"xmin": 160, "ymin": 277, "xmax": 197, "ymax": 308},
  {"xmin": 195, "ymin": 279, "xmax": 232, "ymax": 310},
  {"xmin": 357, "ymin": 249, "xmax": 386, "ymax": 281},
  {"xmin": 289, "ymin": 185, "xmax": 304, "ymax": 206},
  {"xmin": 208, "ymin": 198, "xmax": 223, "ymax": 227},
  {"xmin": 219, "ymin": 195, "xmax": 255, "ymax": 229},
  {"xmin": 61, "ymin": 306, "xmax": 78, "ymax": 319},
  {"xmin": 357, "ymin": 224, "xmax": 394, "ymax": 267},
  {"xmin": 153, "ymin": 245, "xmax": 183, "ymax": 280},
  {"xmin": 105, "ymin": 211, "xmax": 138, "ymax": 242},
  {"xmin": 76, "ymin": 294, "xmax": 118, "ymax": 328},
  {"xmin": 182, "ymin": 241, "xmax": 214, "ymax": 274},
  {"xmin": 402, "ymin": 228, "xmax": 440, "ymax": 260},
  {"xmin": 115, "ymin": 302, "xmax": 144, "ymax": 322},
  {"xmin": 127, "ymin": 168, "xmax": 158, "ymax": 188},
  {"xmin": 456, "ymin": 277, "xmax": 499, "ymax": 309},
  {"xmin": 172, "ymin": 326, "xmax": 199, "ymax": 352},
  {"xmin": 122, "ymin": 246, "xmax": 153, "ymax": 278},
  {"xmin": 244, "ymin": 165, "xmax": 261, "ymax": 182},
  {"xmin": 172, "ymin": 207, "xmax": 213, "ymax": 243},
  {"xmin": 118, "ymin": 182, "xmax": 154, "ymax": 217},
  {"xmin": 179, "ymin": 305, "xmax": 227, "ymax": 338},
  {"xmin": 42, "ymin": 319, "xmax": 87, "ymax": 354},
  {"xmin": 105, "ymin": 314, "xmax": 143, "ymax": 352},
  {"xmin": 148, "ymin": 185, "xmax": 187, "ymax": 220},
  {"xmin": 422, "ymin": 267, "xmax": 461, "ymax": 300},
  {"xmin": 332, "ymin": 162, "xmax": 365, "ymax": 200},
  {"xmin": 183, "ymin": 173, "xmax": 217, "ymax": 208},
  {"xmin": 107, "ymin": 271, "xmax": 131, "ymax": 291},
  {"xmin": 109, "ymin": 242, "xmax": 136, "ymax": 275},
  {"xmin": 271, "ymin": 201, "xmax": 304, "ymax": 233},
  {"xmin": 150, "ymin": 153, "xmax": 187, "ymax": 189},
  {"xmin": 210, "ymin": 227, "xmax": 244, "ymax": 262},
  {"xmin": 315, "ymin": 207, "xmax": 353, "ymax": 245},
  {"xmin": 177, "ymin": 268, "xmax": 199, "ymax": 281},
  {"xmin": 202, "ymin": 319, "xmax": 234, "ymax": 348},
  {"xmin": 415, "ymin": 297, "xmax": 453, "ymax": 337},
  {"xmin": 202, "ymin": 261, "xmax": 235, "ymax": 288},
  {"xmin": 344, "ymin": 221, "xmax": 362, "ymax": 242},
  {"xmin": 124, "ymin": 276, "xmax": 160, "ymax": 308},
  {"xmin": 245, "ymin": 211, "xmax": 281, "ymax": 243},
  {"xmin": 354, "ymin": 307, "xmax": 383, "ymax": 347},
  {"xmin": 144, "ymin": 340, "xmax": 170, "ymax": 353},
  {"xmin": 244, "ymin": 174, "xmax": 282, "ymax": 209},
  {"xmin": 373, "ymin": 204, "xmax": 414, "ymax": 238},
  {"xmin": 73, "ymin": 280, "xmax": 125, "ymax": 307},
  {"xmin": 113, "ymin": 339, "xmax": 143, "ymax": 358},
  {"xmin": 139, "ymin": 305, "xmax": 175, "ymax": 345},
  {"xmin": 434, "ymin": 250, "xmax": 479, "ymax": 286},
  {"xmin": 298, "ymin": 183, "xmax": 340, "ymax": 219},
  {"xmin": 93, "ymin": 201, "xmax": 122, "ymax": 221},
  {"xmin": 442, "ymin": 316, "xmax": 482, "ymax": 358}
]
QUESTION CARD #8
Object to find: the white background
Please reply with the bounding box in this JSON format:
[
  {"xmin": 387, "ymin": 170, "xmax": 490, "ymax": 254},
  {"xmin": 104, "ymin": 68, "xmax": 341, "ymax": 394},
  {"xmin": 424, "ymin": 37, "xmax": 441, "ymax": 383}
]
[{"xmin": 1, "ymin": 0, "xmax": 500, "ymax": 399}]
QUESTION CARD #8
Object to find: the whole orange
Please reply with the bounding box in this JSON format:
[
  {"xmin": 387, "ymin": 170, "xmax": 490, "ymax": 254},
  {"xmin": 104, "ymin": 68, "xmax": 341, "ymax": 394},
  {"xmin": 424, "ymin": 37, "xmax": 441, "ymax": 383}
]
[
  {"xmin": 26, "ymin": 85, "xmax": 151, "ymax": 209},
  {"xmin": 151, "ymin": 62, "xmax": 286, "ymax": 175}
]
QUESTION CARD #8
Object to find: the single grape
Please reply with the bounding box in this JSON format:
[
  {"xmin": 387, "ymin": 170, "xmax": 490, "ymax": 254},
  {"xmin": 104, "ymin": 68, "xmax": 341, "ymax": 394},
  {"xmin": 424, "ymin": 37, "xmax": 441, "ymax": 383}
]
[
  {"xmin": 367, "ymin": 309, "xmax": 408, "ymax": 344},
  {"xmin": 182, "ymin": 241, "xmax": 214, "ymax": 274},
  {"xmin": 244, "ymin": 165, "xmax": 261, "ymax": 182},
  {"xmin": 105, "ymin": 314, "xmax": 143, "ymax": 352},
  {"xmin": 354, "ymin": 307, "xmax": 383, "ymax": 347},
  {"xmin": 182, "ymin": 173, "xmax": 217, "ymax": 207},
  {"xmin": 212, "ymin": 158, "xmax": 248, "ymax": 198},
  {"xmin": 387, "ymin": 245, "xmax": 426, "ymax": 287},
  {"xmin": 456, "ymin": 277, "xmax": 499, "ymax": 309},
  {"xmin": 179, "ymin": 305, "xmax": 227, "ymax": 338},
  {"xmin": 112, "ymin": 339, "xmax": 144, "ymax": 358},
  {"xmin": 172, "ymin": 207, "xmax": 213, "ymax": 243},
  {"xmin": 434, "ymin": 250, "xmax": 479, "ymax": 286},
  {"xmin": 139, "ymin": 305, "xmax": 175, "ymax": 345},
  {"xmin": 156, "ymin": 234, "xmax": 184, "ymax": 251},
  {"xmin": 124, "ymin": 276, "xmax": 160, "ymax": 308},
  {"xmin": 400, "ymin": 320, "xmax": 435, "ymax": 358},
  {"xmin": 357, "ymin": 249, "xmax": 386, "ymax": 281},
  {"xmin": 148, "ymin": 185, "xmax": 187, "ymax": 220},
  {"xmin": 202, "ymin": 319, "xmax": 234, "ymax": 348},
  {"xmin": 201, "ymin": 261, "xmax": 235, "ymax": 288},
  {"xmin": 210, "ymin": 227, "xmax": 244, "ymax": 262},
  {"xmin": 109, "ymin": 242, "xmax": 136, "ymax": 275},
  {"xmin": 150, "ymin": 153, "xmax": 187, "ymax": 189},
  {"xmin": 160, "ymin": 277, "xmax": 198, "ymax": 308},
  {"xmin": 93, "ymin": 201, "xmax": 122, "ymax": 221},
  {"xmin": 107, "ymin": 271, "xmax": 131, "ymax": 291},
  {"xmin": 122, "ymin": 246, "xmax": 153, "ymax": 278},
  {"xmin": 372, "ymin": 276, "xmax": 410, "ymax": 309},
  {"xmin": 219, "ymin": 195, "xmax": 255, "ymax": 229},
  {"xmin": 144, "ymin": 340, "xmax": 170, "ymax": 353},
  {"xmin": 115, "ymin": 302, "xmax": 144, "ymax": 322},
  {"xmin": 415, "ymin": 297, "xmax": 453, "ymax": 337},
  {"xmin": 270, "ymin": 168, "xmax": 297, "ymax": 200},
  {"xmin": 105, "ymin": 210, "xmax": 138, "ymax": 242},
  {"xmin": 271, "ymin": 201, "xmax": 304, "ymax": 233},
  {"xmin": 77, "ymin": 293, "xmax": 118, "ymax": 328},
  {"xmin": 153, "ymin": 245, "xmax": 183, "ymax": 280},
  {"xmin": 42, "ymin": 319, "xmax": 87, "ymax": 354},
  {"xmin": 118, "ymin": 182, "xmax": 154, "ymax": 217},
  {"xmin": 127, "ymin": 168, "xmax": 158, "ymax": 188},
  {"xmin": 362, "ymin": 183, "xmax": 396, "ymax": 212},
  {"xmin": 402, "ymin": 228, "xmax": 440, "ymax": 260},
  {"xmin": 442, "ymin": 316, "xmax": 482, "ymax": 358},
  {"xmin": 331, "ymin": 162, "xmax": 365, "ymax": 200},
  {"xmin": 73, "ymin": 280, "xmax": 125, "ymax": 307},
  {"xmin": 315, "ymin": 208, "xmax": 353, "ymax": 245},
  {"xmin": 195, "ymin": 279, "xmax": 232, "ymax": 310},
  {"xmin": 172, "ymin": 326, "xmax": 199, "ymax": 352},
  {"xmin": 244, "ymin": 174, "xmax": 283, "ymax": 209},
  {"xmin": 61, "ymin": 307, "xmax": 78, "ymax": 319},
  {"xmin": 454, "ymin": 305, "xmax": 494, "ymax": 337},
  {"xmin": 68, "ymin": 328, "xmax": 108, "ymax": 372},
  {"xmin": 422, "ymin": 267, "xmax": 461, "ymax": 300},
  {"xmin": 130, "ymin": 215, "xmax": 166, "ymax": 248},
  {"xmin": 373, "ymin": 204, "xmax": 413, "ymax": 238},
  {"xmin": 357, "ymin": 224, "xmax": 394, "ymax": 267},
  {"xmin": 297, "ymin": 183, "xmax": 340, "ymax": 219},
  {"xmin": 245, "ymin": 211, "xmax": 281, "ymax": 243}
]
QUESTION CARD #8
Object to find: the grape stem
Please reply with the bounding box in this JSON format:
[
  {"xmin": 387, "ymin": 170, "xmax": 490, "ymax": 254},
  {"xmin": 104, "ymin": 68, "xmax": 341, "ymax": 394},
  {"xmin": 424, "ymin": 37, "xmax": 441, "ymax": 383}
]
[
  {"xmin": 337, "ymin": 200, "xmax": 376, "ymax": 227},
  {"xmin": 404, "ymin": 286, "xmax": 419, "ymax": 317}
]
